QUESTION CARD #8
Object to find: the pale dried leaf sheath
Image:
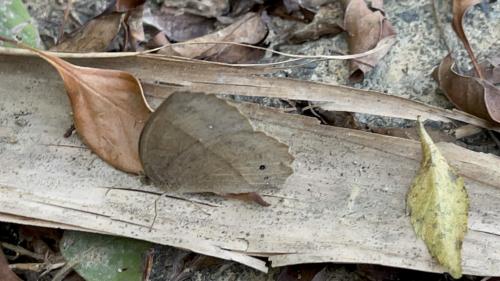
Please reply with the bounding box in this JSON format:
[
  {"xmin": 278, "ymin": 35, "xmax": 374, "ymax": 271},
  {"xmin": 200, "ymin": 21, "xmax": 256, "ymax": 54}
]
[
  {"xmin": 32, "ymin": 50, "xmax": 152, "ymax": 173},
  {"xmin": 140, "ymin": 92, "xmax": 293, "ymax": 195},
  {"xmin": 407, "ymin": 120, "xmax": 469, "ymax": 279}
]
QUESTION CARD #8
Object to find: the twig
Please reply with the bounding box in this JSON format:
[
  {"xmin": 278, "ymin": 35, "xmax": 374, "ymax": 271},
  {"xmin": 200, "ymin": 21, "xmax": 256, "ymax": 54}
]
[
  {"xmin": 51, "ymin": 261, "xmax": 76, "ymax": 281},
  {"xmin": 39, "ymin": 262, "xmax": 66, "ymax": 277},
  {"xmin": 143, "ymin": 54, "xmax": 308, "ymax": 68},
  {"xmin": 0, "ymin": 242, "xmax": 44, "ymax": 261},
  {"xmin": 146, "ymin": 39, "xmax": 393, "ymax": 61},
  {"xmin": 304, "ymin": 102, "xmax": 328, "ymax": 124},
  {"xmin": 9, "ymin": 263, "xmax": 44, "ymax": 272}
]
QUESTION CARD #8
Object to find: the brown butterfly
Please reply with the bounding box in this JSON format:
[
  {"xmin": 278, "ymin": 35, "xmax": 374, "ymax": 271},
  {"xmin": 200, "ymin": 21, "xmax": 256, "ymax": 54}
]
[{"xmin": 139, "ymin": 92, "xmax": 294, "ymax": 205}]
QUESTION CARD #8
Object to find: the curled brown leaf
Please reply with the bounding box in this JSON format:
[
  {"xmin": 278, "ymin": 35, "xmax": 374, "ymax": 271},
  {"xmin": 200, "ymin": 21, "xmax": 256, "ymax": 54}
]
[
  {"xmin": 343, "ymin": 0, "xmax": 396, "ymax": 82},
  {"xmin": 436, "ymin": 54, "xmax": 500, "ymax": 123},
  {"xmin": 159, "ymin": 13, "xmax": 268, "ymax": 63}
]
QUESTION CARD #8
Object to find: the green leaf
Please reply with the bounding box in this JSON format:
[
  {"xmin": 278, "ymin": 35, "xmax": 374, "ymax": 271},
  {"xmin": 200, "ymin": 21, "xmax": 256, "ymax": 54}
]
[
  {"xmin": 407, "ymin": 119, "xmax": 469, "ymax": 279},
  {"xmin": 0, "ymin": 0, "xmax": 42, "ymax": 48},
  {"xmin": 60, "ymin": 231, "xmax": 152, "ymax": 281}
]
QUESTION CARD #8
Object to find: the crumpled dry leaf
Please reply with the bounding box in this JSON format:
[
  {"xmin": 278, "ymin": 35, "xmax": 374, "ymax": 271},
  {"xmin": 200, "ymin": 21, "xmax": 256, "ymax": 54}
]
[
  {"xmin": 0, "ymin": 250, "xmax": 22, "ymax": 281},
  {"xmin": 162, "ymin": 0, "xmax": 230, "ymax": 18},
  {"xmin": 143, "ymin": 7, "xmax": 216, "ymax": 42},
  {"xmin": 139, "ymin": 92, "xmax": 294, "ymax": 205},
  {"xmin": 51, "ymin": 0, "xmax": 145, "ymax": 52},
  {"xmin": 22, "ymin": 47, "xmax": 152, "ymax": 173},
  {"xmin": 288, "ymin": 4, "xmax": 343, "ymax": 44},
  {"xmin": 435, "ymin": 54, "xmax": 500, "ymax": 123},
  {"xmin": 50, "ymin": 12, "xmax": 124, "ymax": 52},
  {"xmin": 407, "ymin": 119, "xmax": 469, "ymax": 279},
  {"xmin": 160, "ymin": 13, "xmax": 268, "ymax": 63},
  {"xmin": 452, "ymin": 0, "xmax": 483, "ymax": 78},
  {"xmin": 343, "ymin": 0, "xmax": 396, "ymax": 82}
]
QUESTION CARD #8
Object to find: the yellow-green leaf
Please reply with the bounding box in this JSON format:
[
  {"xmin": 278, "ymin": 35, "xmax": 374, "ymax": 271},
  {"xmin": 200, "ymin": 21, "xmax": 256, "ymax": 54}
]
[{"xmin": 407, "ymin": 119, "xmax": 469, "ymax": 279}]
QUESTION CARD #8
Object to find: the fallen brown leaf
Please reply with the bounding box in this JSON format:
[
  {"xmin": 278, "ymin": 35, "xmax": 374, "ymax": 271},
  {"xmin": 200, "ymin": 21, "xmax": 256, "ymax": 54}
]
[
  {"xmin": 0, "ymin": 250, "xmax": 22, "ymax": 281},
  {"xmin": 52, "ymin": 0, "xmax": 145, "ymax": 52},
  {"xmin": 139, "ymin": 92, "xmax": 294, "ymax": 203},
  {"xmin": 143, "ymin": 7, "xmax": 216, "ymax": 42},
  {"xmin": 288, "ymin": 4, "xmax": 343, "ymax": 44},
  {"xmin": 159, "ymin": 12, "xmax": 268, "ymax": 63},
  {"xmin": 50, "ymin": 12, "xmax": 123, "ymax": 52},
  {"xmin": 436, "ymin": 54, "xmax": 500, "ymax": 123},
  {"xmin": 342, "ymin": 0, "xmax": 396, "ymax": 82},
  {"xmin": 13, "ymin": 44, "xmax": 152, "ymax": 173},
  {"xmin": 452, "ymin": 0, "xmax": 483, "ymax": 78}
]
